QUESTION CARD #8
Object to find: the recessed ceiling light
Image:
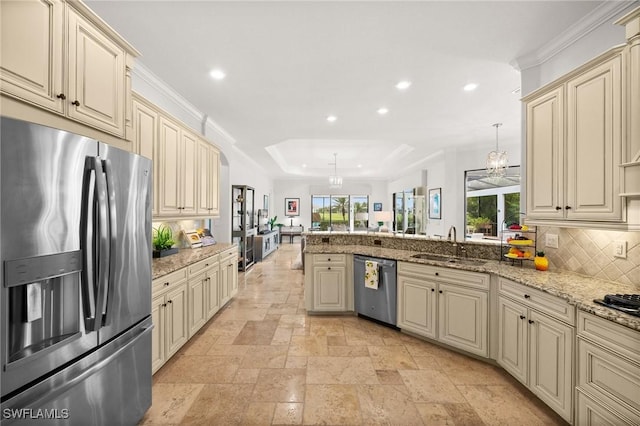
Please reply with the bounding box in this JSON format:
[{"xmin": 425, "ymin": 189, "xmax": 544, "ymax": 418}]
[
  {"xmin": 302, "ymin": 163, "xmax": 307, "ymax": 168},
  {"xmin": 327, "ymin": 115, "xmax": 337, "ymax": 123},
  {"xmin": 377, "ymin": 107, "xmax": 389, "ymax": 115},
  {"xmin": 463, "ymin": 83, "xmax": 478, "ymax": 91},
  {"xmin": 357, "ymin": 164, "xmax": 363, "ymax": 168},
  {"xmin": 209, "ymin": 69, "xmax": 226, "ymax": 80},
  {"xmin": 395, "ymin": 80, "xmax": 412, "ymax": 90}
]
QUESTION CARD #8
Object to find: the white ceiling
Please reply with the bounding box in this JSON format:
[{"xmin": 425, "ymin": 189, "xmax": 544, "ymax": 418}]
[{"xmin": 87, "ymin": 0, "xmax": 613, "ymax": 180}]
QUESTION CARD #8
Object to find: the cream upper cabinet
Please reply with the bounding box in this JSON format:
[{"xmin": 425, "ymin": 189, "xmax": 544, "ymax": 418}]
[
  {"xmin": 525, "ymin": 48, "xmax": 625, "ymax": 225},
  {"xmin": 157, "ymin": 116, "xmax": 198, "ymax": 217},
  {"xmin": 526, "ymin": 86, "xmax": 564, "ymax": 220},
  {"xmin": 0, "ymin": 0, "xmax": 64, "ymax": 113},
  {"xmin": 565, "ymin": 53, "xmax": 623, "ymax": 221},
  {"xmin": 66, "ymin": 7, "xmax": 125, "ymax": 136},
  {"xmin": 0, "ymin": 0, "xmax": 137, "ymax": 138},
  {"xmin": 197, "ymin": 139, "xmax": 220, "ymax": 217},
  {"xmin": 131, "ymin": 96, "xmax": 158, "ymax": 215}
]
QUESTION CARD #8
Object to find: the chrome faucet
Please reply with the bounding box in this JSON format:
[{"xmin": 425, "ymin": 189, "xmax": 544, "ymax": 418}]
[{"xmin": 447, "ymin": 226, "xmax": 457, "ymax": 244}]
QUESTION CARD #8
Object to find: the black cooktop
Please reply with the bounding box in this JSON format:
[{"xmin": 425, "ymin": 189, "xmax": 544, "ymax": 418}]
[{"xmin": 594, "ymin": 294, "xmax": 640, "ymax": 317}]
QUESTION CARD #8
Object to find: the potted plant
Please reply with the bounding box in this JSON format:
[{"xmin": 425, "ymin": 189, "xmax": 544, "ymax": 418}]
[
  {"xmin": 268, "ymin": 216, "xmax": 278, "ymax": 231},
  {"xmin": 152, "ymin": 225, "xmax": 178, "ymax": 258}
]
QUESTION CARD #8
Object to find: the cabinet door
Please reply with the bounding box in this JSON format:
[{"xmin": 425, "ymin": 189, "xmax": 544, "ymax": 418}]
[
  {"xmin": 165, "ymin": 283, "xmax": 188, "ymax": 358},
  {"xmin": 206, "ymin": 268, "xmax": 220, "ymax": 319},
  {"xmin": 67, "ymin": 8, "xmax": 125, "ymax": 136},
  {"xmin": 158, "ymin": 117, "xmax": 181, "ymax": 216},
  {"xmin": 132, "ymin": 98, "xmax": 158, "ymax": 215},
  {"xmin": 151, "ymin": 293, "xmax": 165, "ymax": 374},
  {"xmin": 497, "ymin": 296, "xmax": 528, "ymax": 384},
  {"xmin": 196, "ymin": 140, "xmax": 212, "ymax": 216},
  {"xmin": 438, "ymin": 283, "xmax": 488, "ymax": 357},
  {"xmin": 209, "ymin": 147, "xmax": 220, "ymax": 216},
  {"xmin": 529, "ymin": 310, "xmax": 574, "ymax": 423},
  {"xmin": 312, "ymin": 266, "xmax": 346, "ymax": 311},
  {"xmin": 577, "ymin": 390, "xmax": 637, "ymax": 426},
  {"xmin": 0, "ymin": 0, "xmax": 64, "ymax": 113},
  {"xmin": 180, "ymin": 131, "xmax": 198, "ymax": 215},
  {"xmin": 397, "ymin": 275, "xmax": 436, "ymax": 339},
  {"xmin": 220, "ymin": 258, "xmax": 233, "ymax": 306},
  {"xmin": 566, "ymin": 54, "xmax": 623, "ymax": 221},
  {"xmin": 188, "ymin": 273, "xmax": 207, "ymax": 337},
  {"xmin": 526, "ymin": 86, "xmax": 564, "ymax": 219}
]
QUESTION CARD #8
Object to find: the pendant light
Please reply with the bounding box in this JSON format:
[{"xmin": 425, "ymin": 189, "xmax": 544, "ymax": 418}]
[
  {"xmin": 486, "ymin": 123, "xmax": 508, "ymax": 177},
  {"xmin": 328, "ymin": 153, "xmax": 343, "ymax": 188}
]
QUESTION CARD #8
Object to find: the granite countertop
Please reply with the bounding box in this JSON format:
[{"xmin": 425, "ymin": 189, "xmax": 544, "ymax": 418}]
[
  {"xmin": 304, "ymin": 244, "xmax": 640, "ymax": 332},
  {"xmin": 152, "ymin": 243, "xmax": 237, "ymax": 280}
]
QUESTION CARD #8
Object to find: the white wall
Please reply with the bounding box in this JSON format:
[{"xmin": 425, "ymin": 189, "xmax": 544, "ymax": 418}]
[{"xmin": 273, "ymin": 178, "xmax": 388, "ymax": 230}]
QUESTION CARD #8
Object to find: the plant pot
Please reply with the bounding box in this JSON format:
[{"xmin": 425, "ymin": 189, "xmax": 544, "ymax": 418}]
[{"xmin": 153, "ymin": 247, "xmax": 178, "ymax": 258}]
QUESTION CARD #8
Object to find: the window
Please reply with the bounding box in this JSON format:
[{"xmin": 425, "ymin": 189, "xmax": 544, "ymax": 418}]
[{"xmin": 311, "ymin": 195, "xmax": 369, "ymax": 231}]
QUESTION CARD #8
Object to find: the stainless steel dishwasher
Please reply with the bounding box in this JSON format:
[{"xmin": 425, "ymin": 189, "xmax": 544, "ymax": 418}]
[{"xmin": 354, "ymin": 255, "xmax": 397, "ymax": 326}]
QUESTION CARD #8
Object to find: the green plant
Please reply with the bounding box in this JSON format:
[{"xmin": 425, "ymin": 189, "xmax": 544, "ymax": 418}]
[
  {"xmin": 152, "ymin": 225, "xmax": 175, "ymax": 251},
  {"xmin": 268, "ymin": 216, "xmax": 278, "ymax": 228},
  {"xmin": 536, "ymin": 251, "xmax": 545, "ymax": 257}
]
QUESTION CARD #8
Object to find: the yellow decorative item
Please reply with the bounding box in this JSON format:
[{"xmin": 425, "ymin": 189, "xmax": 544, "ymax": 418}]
[
  {"xmin": 510, "ymin": 239, "xmax": 534, "ymax": 246},
  {"xmin": 534, "ymin": 251, "xmax": 549, "ymax": 271},
  {"xmin": 364, "ymin": 260, "xmax": 379, "ymax": 289}
]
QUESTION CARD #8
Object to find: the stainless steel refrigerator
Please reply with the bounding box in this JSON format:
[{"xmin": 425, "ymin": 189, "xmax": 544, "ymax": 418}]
[{"xmin": 0, "ymin": 117, "xmax": 152, "ymax": 425}]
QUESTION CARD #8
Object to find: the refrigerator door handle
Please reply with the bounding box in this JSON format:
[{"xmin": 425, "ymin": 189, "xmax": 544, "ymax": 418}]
[
  {"xmin": 81, "ymin": 157, "xmax": 98, "ymax": 330},
  {"xmin": 99, "ymin": 158, "xmax": 117, "ymax": 327},
  {"xmin": 92, "ymin": 158, "xmax": 111, "ymax": 331}
]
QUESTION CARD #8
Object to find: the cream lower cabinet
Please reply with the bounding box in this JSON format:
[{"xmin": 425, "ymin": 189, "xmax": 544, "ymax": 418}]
[
  {"xmin": 497, "ymin": 278, "xmax": 574, "ymax": 423},
  {"xmin": 575, "ymin": 311, "xmax": 640, "ymax": 425},
  {"xmin": 220, "ymin": 248, "xmax": 239, "ymax": 306},
  {"xmin": 151, "ymin": 268, "xmax": 189, "ymax": 374},
  {"xmin": 304, "ymin": 254, "xmax": 353, "ymax": 312},
  {"xmin": 397, "ymin": 262, "xmax": 489, "ymax": 357},
  {"xmin": 187, "ymin": 256, "xmax": 220, "ymax": 337}
]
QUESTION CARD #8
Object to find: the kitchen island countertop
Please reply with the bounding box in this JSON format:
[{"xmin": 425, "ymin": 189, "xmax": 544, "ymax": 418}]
[
  {"xmin": 152, "ymin": 243, "xmax": 237, "ymax": 280},
  {"xmin": 305, "ymin": 244, "xmax": 640, "ymax": 331}
]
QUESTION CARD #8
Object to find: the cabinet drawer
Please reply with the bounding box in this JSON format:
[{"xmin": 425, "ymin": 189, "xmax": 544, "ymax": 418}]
[
  {"xmin": 577, "ymin": 389, "xmax": 638, "ymax": 426},
  {"xmin": 399, "ymin": 262, "xmax": 489, "ymax": 290},
  {"xmin": 188, "ymin": 255, "xmax": 218, "ymax": 276},
  {"xmin": 152, "ymin": 267, "xmax": 187, "ymax": 295},
  {"xmin": 577, "ymin": 338, "xmax": 640, "ymax": 420},
  {"xmin": 498, "ymin": 278, "xmax": 575, "ymax": 325},
  {"xmin": 312, "ymin": 254, "xmax": 346, "ymax": 265},
  {"xmin": 577, "ymin": 311, "xmax": 640, "ymax": 364}
]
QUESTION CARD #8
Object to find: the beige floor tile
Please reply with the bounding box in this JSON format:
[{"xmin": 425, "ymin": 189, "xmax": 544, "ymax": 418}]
[
  {"xmin": 436, "ymin": 351, "xmax": 510, "ymax": 385},
  {"xmin": 307, "ymin": 356, "xmax": 379, "ymax": 385},
  {"xmin": 327, "ymin": 335, "xmax": 347, "ymax": 346},
  {"xmin": 273, "ymin": 402, "xmax": 304, "ymax": 425},
  {"xmin": 327, "ymin": 345, "xmax": 369, "ymax": 357},
  {"xmin": 375, "ymin": 369, "xmax": 404, "ymax": 385},
  {"xmin": 356, "ymin": 384, "xmax": 424, "ymax": 426},
  {"xmin": 252, "ymin": 368, "xmax": 307, "ymax": 403},
  {"xmin": 399, "ymin": 369, "xmax": 466, "ymax": 403},
  {"xmin": 288, "ymin": 335, "xmax": 329, "ymax": 357},
  {"xmin": 457, "ymin": 384, "xmax": 565, "ymax": 426},
  {"xmin": 240, "ymin": 345, "xmax": 289, "ymax": 369},
  {"xmin": 233, "ymin": 368, "xmax": 261, "ymax": 384},
  {"xmin": 181, "ymin": 383, "xmax": 254, "ymax": 425},
  {"xmin": 233, "ymin": 319, "xmax": 279, "ymax": 345},
  {"xmin": 272, "ymin": 326, "xmax": 294, "ymax": 345},
  {"xmin": 206, "ymin": 342, "xmax": 252, "ymax": 356},
  {"xmin": 414, "ymin": 402, "xmax": 457, "ymax": 425},
  {"xmin": 138, "ymin": 383, "xmax": 204, "ymax": 425},
  {"xmin": 368, "ymin": 345, "xmax": 419, "ymax": 370},
  {"xmin": 279, "ymin": 314, "xmax": 308, "ymax": 329},
  {"xmin": 242, "ymin": 402, "xmax": 276, "ymax": 425},
  {"xmin": 179, "ymin": 332, "xmax": 218, "ymax": 356},
  {"xmin": 155, "ymin": 354, "xmax": 243, "ymax": 384},
  {"xmin": 285, "ymin": 356, "xmax": 308, "ymax": 369},
  {"xmin": 303, "ymin": 384, "xmax": 362, "ymax": 425}
]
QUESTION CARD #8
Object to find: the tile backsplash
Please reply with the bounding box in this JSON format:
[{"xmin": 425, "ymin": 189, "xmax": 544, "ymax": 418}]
[{"xmin": 537, "ymin": 226, "xmax": 639, "ymax": 285}]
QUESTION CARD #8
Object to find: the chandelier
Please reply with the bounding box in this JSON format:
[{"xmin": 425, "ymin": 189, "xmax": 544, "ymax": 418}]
[
  {"xmin": 329, "ymin": 153, "xmax": 343, "ymax": 188},
  {"xmin": 486, "ymin": 123, "xmax": 508, "ymax": 177}
]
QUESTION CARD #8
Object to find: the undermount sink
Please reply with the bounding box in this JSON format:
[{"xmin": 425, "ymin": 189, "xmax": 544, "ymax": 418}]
[{"xmin": 411, "ymin": 253, "xmax": 485, "ymax": 266}]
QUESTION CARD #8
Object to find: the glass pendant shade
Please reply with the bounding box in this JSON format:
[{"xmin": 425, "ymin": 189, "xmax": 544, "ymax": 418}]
[
  {"xmin": 486, "ymin": 123, "xmax": 507, "ymax": 177},
  {"xmin": 329, "ymin": 153, "xmax": 342, "ymax": 188}
]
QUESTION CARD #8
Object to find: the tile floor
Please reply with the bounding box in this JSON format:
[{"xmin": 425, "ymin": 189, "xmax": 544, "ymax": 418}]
[{"xmin": 141, "ymin": 243, "xmax": 567, "ymax": 425}]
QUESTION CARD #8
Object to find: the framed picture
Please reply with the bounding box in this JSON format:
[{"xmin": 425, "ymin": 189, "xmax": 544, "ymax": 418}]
[
  {"xmin": 428, "ymin": 188, "xmax": 441, "ymax": 219},
  {"xmin": 263, "ymin": 194, "xmax": 269, "ymax": 210},
  {"xmin": 285, "ymin": 198, "xmax": 300, "ymax": 216},
  {"xmin": 373, "ymin": 202, "xmax": 382, "ymax": 212}
]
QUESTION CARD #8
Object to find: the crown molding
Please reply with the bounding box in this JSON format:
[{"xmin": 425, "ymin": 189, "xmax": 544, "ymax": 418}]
[
  {"xmin": 132, "ymin": 61, "xmax": 236, "ymax": 146},
  {"xmin": 512, "ymin": 1, "xmax": 635, "ymax": 71}
]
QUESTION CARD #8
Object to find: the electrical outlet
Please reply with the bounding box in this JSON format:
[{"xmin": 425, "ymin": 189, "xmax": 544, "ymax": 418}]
[
  {"xmin": 614, "ymin": 241, "xmax": 627, "ymax": 259},
  {"xmin": 545, "ymin": 233, "xmax": 559, "ymax": 249}
]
